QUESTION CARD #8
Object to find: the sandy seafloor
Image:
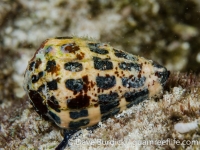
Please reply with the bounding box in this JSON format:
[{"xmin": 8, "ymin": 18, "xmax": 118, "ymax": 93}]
[{"xmin": 0, "ymin": 0, "xmax": 200, "ymax": 149}]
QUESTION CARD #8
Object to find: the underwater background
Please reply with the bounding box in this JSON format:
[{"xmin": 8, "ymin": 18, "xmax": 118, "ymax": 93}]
[{"xmin": 0, "ymin": 0, "xmax": 200, "ymax": 149}]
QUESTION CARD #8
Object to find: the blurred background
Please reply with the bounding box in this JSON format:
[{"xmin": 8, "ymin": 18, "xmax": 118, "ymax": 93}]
[
  {"xmin": 1, "ymin": 0, "xmax": 200, "ymax": 104},
  {"xmin": 0, "ymin": 0, "xmax": 200, "ymax": 148},
  {"xmin": 0, "ymin": 0, "xmax": 200, "ymax": 106}
]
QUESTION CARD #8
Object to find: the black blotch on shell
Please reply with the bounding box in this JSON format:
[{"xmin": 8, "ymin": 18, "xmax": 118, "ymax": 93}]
[
  {"xmin": 47, "ymin": 80, "xmax": 58, "ymax": 90},
  {"xmin": 98, "ymin": 92, "xmax": 119, "ymax": 104},
  {"xmin": 114, "ymin": 50, "xmax": 127, "ymax": 58},
  {"xmin": 155, "ymin": 70, "xmax": 170, "ymax": 85},
  {"xmin": 66, "ymin": 75, "xmax": 91, "ymax": 109},
  {"xmin": 125, "ymin": 89, "xmax": 149, "ymax": 108},
  {"xmin": 31, "ymin": 71, "xmax": 44, "ymax": 83},
  {"xmin": 113, "ymin": 49, "xmax": 136, "ymax": 60},
  {"xmin": 48, "ymin": 111, "xmax": 61, "ymax": 124},
  {"xmin": 152, "ymin": 60, "xmax": 170, "ymax": 85},
  {"xmin": 88, "ymin": 43, "xmax": 109, "ymax": 54},
  {"xmin": 47, "ymin": 96, "xmax": 60, "ymax": 112},
  {"xmin": 93, "ymin": 57, "xmax": 113, "ymax": 70},
  {"xmin": 29, "ymin": 61, "xmax": 35, "ymax": 71},
  {"xmin": 65, "ymin": 79, "xmax": 83, "ymax": 92},
  {"xmin": 122, "ymin": 76, "xmax": 146, "ymax": 88},
  {"xmin": 69, "ymin": 119, "xmax": 90, "ymax": 129},
  {"xmin": 38, "ymin": 84, "xmax": 45, "ymax": 92},
  {"xmin": 69, "ymin": 109, "xmax": 89, "ymax": 119},
  {"xmin": 35, "ymin": 59, "xmax": 42, "ymax": 69},
  {"xmin": 61, "ymin": 43, "xmax": 80, "ymax": 53},
  {"xmin": 100, "ymin": 101, "xmax": 119, "ymax": 114},
  {"xmin": 46, "ymin": 60, "xmax": 57, "ymax": 73},
  {"xmin": 64, "ymin": 62, "xmax": 83, "ymax": 72},
  {"xmin": 119, "ymin": 62, "xmax": 141, "ymax": 71},
  {"xmin": 28, "ymin": 90, "xmax": 48, "ymax": 117},
  {"xmin": 82, "ymin": 75, "xmax": 90, "ymax": 93},
  {"xmin": 96, "ymin": 75, "xmax": 116, "ymax": 89},
  {"xmin": 101, "ymin": 107, "xmax": 120, "ymax": 121},
  {"xmin": 67, "ymin": 94, "xmax": 90, "ymax": 109}
]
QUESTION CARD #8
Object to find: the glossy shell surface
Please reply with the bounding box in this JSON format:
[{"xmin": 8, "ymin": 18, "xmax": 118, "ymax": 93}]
[{"xmin": 24, "ymin": 37, "xmax": 169, "ymax": 129}]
